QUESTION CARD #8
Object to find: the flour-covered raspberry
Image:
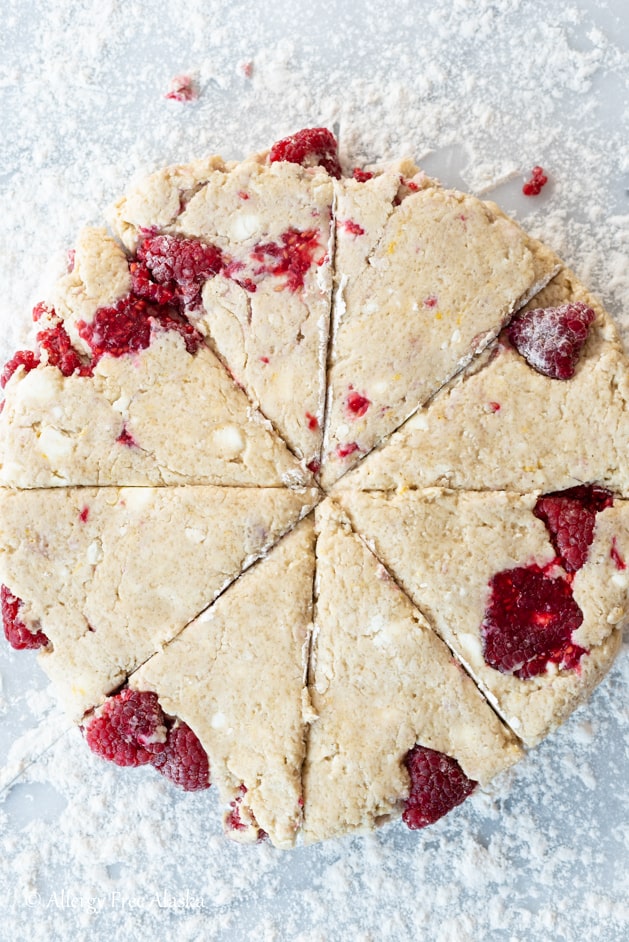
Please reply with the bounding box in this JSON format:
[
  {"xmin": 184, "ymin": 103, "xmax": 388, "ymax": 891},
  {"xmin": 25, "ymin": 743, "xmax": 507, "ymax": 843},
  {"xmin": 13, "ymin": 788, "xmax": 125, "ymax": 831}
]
[
  {"xmin": 151, "ymin": 721, "xmax": 210, "ymax": 791},
  {"xmin": 402, "ymin": 745, "xmax": 476, "ymax": 829},
  {"xmin": 134, "ymin": 234, "xmax": 223, "ymax": 308},
  {"xmin": 507, "ymin": 302, "xmax": 595, "ymax": 379},
  {"xmin": 84, "ymin": 689, "xmax": 167, "ymax": 767},
  {"xmin": 1, "ymin": 350, "xmax": 40, "ymax": 388}
]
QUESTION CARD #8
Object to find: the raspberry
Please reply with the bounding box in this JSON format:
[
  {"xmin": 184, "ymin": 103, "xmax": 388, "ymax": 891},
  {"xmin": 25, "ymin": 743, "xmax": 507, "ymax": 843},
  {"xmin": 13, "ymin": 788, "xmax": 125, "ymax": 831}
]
[
  {"xmin": 151, "ymin": 721, "xmax": 210, "ymax": 791},
  {"xmin": 340, "ymin": 220, "xmax": 365, "ymax": 237},
  {"xmin": 165, "ymin": 75, "xmax": 198, "ymax": 103},
  {"xmin": 37, "ymin": 324, "xmax": 92, "ymax": 378},
  {"xmin": 306, "ymin": 458, "xmax": 321, "ymax": 475},
  {"xmin": 481, "ymin": 565, "xmax": 586, "ymax": 678},
  {"xmin": 1, "ymin": 585, "xmax": 48, "ymax": 650},
  {"xmin": 134, "ymin": 234, "xmax": 224, "ymax": 308},
  {"xmin": 507, "ymin": 302, "xmax": 595, "ymax": 379},
  {"xmin": 352, "ymin": 168, "xmax": 373, "ymax": 183},
  {"xmin": 346, "ymin": 390, "xmax": 370, "ymax": 417},
  {"xmin": 534, "ymin": 485, "xmax": 614, "ymax": 572},
  {"xmin": 305, "ymin": 412, "xmax": 319, "ymax": 431},
  {"xmin": 402, "ymin": 745, "xmax": 476, "ymax": 829},
  {"xmin": 84, "ymin": 689, "xmax": 167, "ymax": 767},
  {"xmin": 269, "ymin": 128, "xmax": 342, "ymax": 179},
  {"xmin": 522, "ymin": 165, "xmax": 548, "ymax": 196},
  {"xmin": 117, "ymin": 426, "xmax": 137, "ymax": 447},
  {"xmin": 78, "ymin": 294, "xmax": 204, "ymax": 361},
  {"xmin": 251, "ymin": 228, "xmax": 322, "ymax": 293},
  {"xmin": 336, "ymin": 442, "xmax": 360, "ymax": 459},
  {"xmin": 1, "ymin": 350, "xmax": 40, "ymax": 388},
  {"xmin": 611, "ymin": 536, "xmax": 627, "ymax": 571}
]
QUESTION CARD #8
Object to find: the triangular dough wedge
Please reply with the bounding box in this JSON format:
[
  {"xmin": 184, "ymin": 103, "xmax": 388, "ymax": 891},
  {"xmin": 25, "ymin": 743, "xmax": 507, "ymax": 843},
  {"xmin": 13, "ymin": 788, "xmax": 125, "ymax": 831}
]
[
  {"xmin": 110, "ymin": 155, "xmax": 334, "ymax": 471},
  {"xmin": 0, "ymin": 485, "xmax": 317, "ymax": 721},
  {"xmin": 337, "ymin": 270, "xmax": 629, "ymax": 494},
  {"xmin": 320, "ymin": 165, "xmax": 560, "ymax": 487},
  {"xmin": 302, "ymin": 499, "xmax": 521, "ymax": 843},
  {"xmin": 0, "ymin": 228, "xmax": 308, "ymax": 488},
  {"xmin": 338, "ymin": 489, "xmax": 628, "ymax": 745},
  {"xmin": 129, "ymin": 517, "xmax": 315, "ymax": 850}
]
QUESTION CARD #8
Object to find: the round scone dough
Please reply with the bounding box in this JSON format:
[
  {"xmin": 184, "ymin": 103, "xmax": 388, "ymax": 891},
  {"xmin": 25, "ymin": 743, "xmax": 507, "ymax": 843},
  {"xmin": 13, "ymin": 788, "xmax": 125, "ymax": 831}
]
[{"xmin": 1, "ymin": 132, "xmax": 627, "ymax": 849}]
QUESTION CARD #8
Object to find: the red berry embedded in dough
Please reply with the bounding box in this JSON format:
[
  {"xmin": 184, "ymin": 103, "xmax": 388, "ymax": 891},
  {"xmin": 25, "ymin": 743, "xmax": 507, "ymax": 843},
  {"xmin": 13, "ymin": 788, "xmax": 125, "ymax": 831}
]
[
  {"xmin": 134, "ymin": 234, "xmax": 224, "ymax": 308},
  {"xmin": 37, "ymin": 324, "xmax": 92, "ymax": 378},
  {"xmin": 507, "ymin": 302, "xmax": 595, "ymax": 380},
  {"xmin": 1, "ymin": 350, "xmax": 40, "ymax": 388},
  {"xmin": 84, "ymin": 689, "xmax": 167, "ymax": 767},
  {"xmin": 352, "ymin": 168, "xmax": 373, "ymax": 183},
  {"xmin": 481, "ymin": 565, "xmax": 586, "ymax": 679},
  {"xmin": 346, "ymin": 390, "xmax": 370, "ymax": 417},
  {"xmin": 151, "ymin": 721, "xmax": 211, "ymax": 791},
  {"xmin": 269, "ymin": 128, "xmax": 342, "ymax": 179},
  {"xmin": 534, "ymin": 484, "xmax": 614, "ymax": 572},
  {"xmin": 336, "ymin": 442, "xmax": 360, "ymax": 459},
  {"xmin": 402, "ymin": 745, "xmax": 476, "ymax": 829},
  {"xmin": 340, "ymin": 219, "xmax": 365, "ymax": 237},
  {"xmin": 78, "ymin": 294, "xmax": 204, "ymax": 360},
  {"xmin": 611, "ymin": 536, "xmax": 626, "ymax": 571},
  {"xmin": 1, "ymin": 585, "xmax": 49, "ymax": 650},
  {"xmin": 522, "ymin": 165, "xmax": 548, "ymax": 196},
  {"xmin": 251, "ymin": 228, "xmax": 322, "ymax": 293}
]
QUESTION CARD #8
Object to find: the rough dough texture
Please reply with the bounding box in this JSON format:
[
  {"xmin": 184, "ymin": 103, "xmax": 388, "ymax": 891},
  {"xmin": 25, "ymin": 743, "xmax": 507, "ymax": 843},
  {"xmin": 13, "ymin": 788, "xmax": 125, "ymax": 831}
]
[
  {"xmin": 0, "ymin": 228, "xmax": 309, "ymax": 488},
  {"xmin": 131, "ymin": 517, "xmax": 315, "ymax": 849},
  {"xmin": 302, "ymin": 500, "xmax": 521, "ymax": 843},
  {"xmin": 110, "ymin": 156, "xmax": 334, "ymax": 470},
  {"xmin": 337, "ymin": 488, "xmax": 628, "ymax": 745},
  {"xmin": 320, "ymin": 165, "xmax": 560, "ymax": 487},
  {"xmin": 0, "ymin": 485, "xmax": 316, "ymax": 720},
  {"xmin": 1, "ymin": 137, "xmax": 626, "ymax": 849},
  {"xmin": 336, "ymin": 270, "xmax": 629, "ymax": 494}
]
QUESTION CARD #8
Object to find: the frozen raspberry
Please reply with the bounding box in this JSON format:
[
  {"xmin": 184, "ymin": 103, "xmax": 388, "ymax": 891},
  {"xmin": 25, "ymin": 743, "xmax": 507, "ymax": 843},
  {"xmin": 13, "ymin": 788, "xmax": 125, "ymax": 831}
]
[
  {"xmin": 1, "ymin": 350, "xmax": 40, "ymax": 388},
  {"xmin": 305, "ymin": 412, "xmax": 319, "ymax": 431},
  {"xmin": 1, "ymin": 585, "xmax": 48, "ymax": 651},
  {"xmin": 534, "ymin": 485, "xmax": 614, "ymax": 572},
  {"xmin": 151, "ymin": 722, "xmax": 210, "ymax": 791},
  {"xmin": 481, "ymin": 565, "xmax": 586, "ymax": 678},
  {"xmin": 78, "ymin": 294, "xmax": 204, "ymax": 360},
  {"xmin": 134, "ymin": 234, "xmax": 223, "ymax": 308},
  {"xmin": 522, "ymin": 165, "xmax": 548, "ymax": 196},
  {"xmin": 269, "ymin": 128, "xmax": 342, "ymax": 179},
  {"xmin": 402, "ymin": 745, "xmax": 476, "ymax": 829},
  {"xmin": 251, "ymin": 228, "xmax": 321, "ymax": 293},
  {"xmin": 306, "ymin": 458, "xmax": 321, "ymax": 475},
  {"xmin": 84, "ymin": 689, "xmax": 167, "ymax": 767},
  {"xmin": 507, "ymin": 302, "xmax": 595, "ymax": 379},
  {"xmin": 352, "ymin": 168, "xmax": 374, "ymax": 183},
  {"xmin": 165, "ymin": 74, "xmax": 198, "ymax": 102},
  {"xmin": 346, "ymin": 390, "xmax": 370, "ymax": 417}
]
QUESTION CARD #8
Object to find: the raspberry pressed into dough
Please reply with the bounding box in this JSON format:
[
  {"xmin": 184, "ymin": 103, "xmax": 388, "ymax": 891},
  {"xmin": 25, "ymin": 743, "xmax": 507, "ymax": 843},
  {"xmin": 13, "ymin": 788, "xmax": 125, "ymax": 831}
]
[{"xmin": 1, "ymin": 129, "xmax": 627, "ymax": 848}]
